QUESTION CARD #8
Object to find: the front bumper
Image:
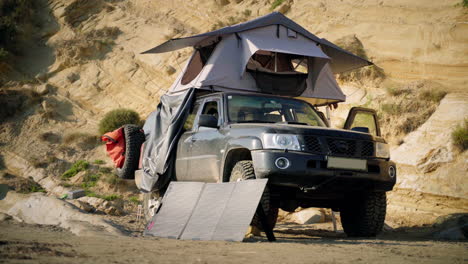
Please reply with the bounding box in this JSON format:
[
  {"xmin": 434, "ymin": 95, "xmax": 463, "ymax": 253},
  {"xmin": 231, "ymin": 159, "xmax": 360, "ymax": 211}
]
[{"xmin": 251, "ymin": 150, "xmax": 396, "ymax": 192}]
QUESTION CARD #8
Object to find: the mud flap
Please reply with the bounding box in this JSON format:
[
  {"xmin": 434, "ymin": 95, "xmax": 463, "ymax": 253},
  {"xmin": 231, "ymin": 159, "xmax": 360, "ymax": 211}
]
[{"xmin": 144, "ymin": 180, "xmax": 274, "ymax": 242}]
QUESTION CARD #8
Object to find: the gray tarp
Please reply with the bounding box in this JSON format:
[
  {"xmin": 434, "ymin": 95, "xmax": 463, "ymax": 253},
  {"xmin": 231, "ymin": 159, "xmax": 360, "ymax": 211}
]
[{"xmin": 141, "ymin": 88, "xmax": 196, "ymax": 192}]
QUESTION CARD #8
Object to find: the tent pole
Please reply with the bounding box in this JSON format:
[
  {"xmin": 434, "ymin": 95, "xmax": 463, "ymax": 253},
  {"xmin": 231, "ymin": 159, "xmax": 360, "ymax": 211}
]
[{"xmin": 274, "ymin": 52, "xmax": 277, "ymax": 72}]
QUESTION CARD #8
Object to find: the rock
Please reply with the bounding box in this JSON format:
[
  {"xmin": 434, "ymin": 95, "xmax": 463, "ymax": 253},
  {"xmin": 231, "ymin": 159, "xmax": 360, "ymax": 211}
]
[
  {"xmin": 35, "ymin": 72, "xmax": 48, "ymax": 82},
  {"xmin": 41, "ymin": 98, "xmax": 56, "ymax": 115},
  {"xmin": 433, "ymin": 226, "xmax": 467, "ymax": 240},
  {"xmin": 291, "ymin": 208, "xmax": 325, "ymax": 224},
  {"xmin": 392, "ymin": 93, "xmax": 468, "ymax": 199},
  {"xmin": 67, "ymin": 72, "xmax": 80, "ymax": 83},
  {"xmin": 22, "ymin": 84, "xmax": 33, "ymax": 91},
  {"xmin": 432, "ymin": 214, "xmax": 468, "ymax": 240},
  {"xmin": 214, "ymin": 0, "xmax": 230, "ymax": 6},
  {"xmin": 35, "ymin": 83, "xmax": 51, "ymax": 95},
  {"xmin": 165, "ymin": 66, "xmax": 176, "ymax": 76},
  {"xmin": 70, "ymin": 171, "xmax": 87, "ymax": 185},
  {"xmin": 69, "ymin": 200, "xmax": 94, "ymax": 212},
  {"xmin": 78, "ymin": 196, "xmax": 124, "ymax": 216},
  {"xmin": 416, "ymin": 147, "xmax": 453, "ymax": 173},
  {"xmin": 0, "ymin": 212, "xmax": 12, "ymax": 221},
  {"xmin": 0, "ymin": 192, "xmax": 124, "ymax": 236},
  {"xmin": 67, "ymin": 189, "xmax": 85, "ymax": 199}
]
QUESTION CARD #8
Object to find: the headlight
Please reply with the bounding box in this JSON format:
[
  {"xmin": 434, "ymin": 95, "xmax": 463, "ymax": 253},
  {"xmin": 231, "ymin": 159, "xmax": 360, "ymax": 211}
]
[
  {"xmin": 376, "ymin": 142, "xmax": 390, "ymax": 158},
  {"xmin": 262, "ymin": 134, "xmax": 301, "ymax": 151}
]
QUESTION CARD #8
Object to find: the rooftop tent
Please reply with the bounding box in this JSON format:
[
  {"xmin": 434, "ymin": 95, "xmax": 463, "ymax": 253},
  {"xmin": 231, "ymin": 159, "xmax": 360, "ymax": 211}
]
[{"xmin": 143, "ymin": 12, "xmax": 372, "ymax": 106}]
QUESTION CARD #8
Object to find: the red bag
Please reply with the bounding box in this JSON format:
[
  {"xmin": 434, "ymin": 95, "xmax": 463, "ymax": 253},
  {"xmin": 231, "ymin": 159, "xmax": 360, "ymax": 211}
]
[{"xmin": 101, "ymin": 127, "xmax": 125, "ymax": 168}]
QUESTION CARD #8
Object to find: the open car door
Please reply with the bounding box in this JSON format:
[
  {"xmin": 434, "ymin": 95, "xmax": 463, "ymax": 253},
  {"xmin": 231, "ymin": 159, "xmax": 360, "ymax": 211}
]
[{"xmin": 344, "ymin": 107, "xmax": 381, "ymax": 137}]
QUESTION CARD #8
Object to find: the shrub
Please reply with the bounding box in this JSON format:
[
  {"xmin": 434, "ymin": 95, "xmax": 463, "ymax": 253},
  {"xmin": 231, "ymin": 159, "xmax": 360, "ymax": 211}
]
[
  {"xmin": 99, "ymin": 167, "xmax": 113, "ymax": 174},
  {"xmin": 29, "ymin": 185, "xmax": 46, "ymax": 193},
  {"xmin": 0, "ymin": 48, "xmax": 10, "ymax": 61},
  {"xmin": 242, "ymin": 9, "xmax": 252, "ymax": 17},
  {"xmin": 463, "ymin": 0, "xmax": 468, "ymax": 8},
  {"xmin": 380, "ymin": 103, "xmax": 402, "ymax": 116},
  {"xmin": 102, "ymin": 194, "xmax": 121, "ymax": 201},
  {"xmin": 61, "ymin": 160, "xmax": 89, "ymax": 179},
  {"xmin": 270, "ymin": 0, "xmax": 285, "ymax": 10},
  {"xmin": 452, "ymin": 119, "xmax": 468, "ymax": 151},
  {"xmin": 104, "ymin": 173, "xmax": 121, "ymax": 185},
  {"xmin": 129, "ymin": 196, "xmax": 140, "ymax": 204},
  {"xmin": 39, "ymin": 132, "xmax": 61, "ymax": 144},
  {"xmin": 98, "ymin": 108, "xmax": 141, "ymax": 135},
  {"xmin": 419, "ymin": 89, "xmax": 447, "ymax": 103},
  {"xmin": 386, "ymin": 86, "xmax": 410, "ymax": 97},
  {"xmin": 0, "ymin": 0, "xmax": 37, "ymax": 55},
  {"xmin": 93, "ymin": 159, "xmax": 105, "ymax": 165}
]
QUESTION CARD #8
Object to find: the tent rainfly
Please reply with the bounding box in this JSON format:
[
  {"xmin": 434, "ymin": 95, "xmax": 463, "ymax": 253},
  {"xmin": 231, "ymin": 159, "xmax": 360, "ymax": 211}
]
[{"xmin": 142, "ymin": 12, "xmax": 372, "ymax": 106}]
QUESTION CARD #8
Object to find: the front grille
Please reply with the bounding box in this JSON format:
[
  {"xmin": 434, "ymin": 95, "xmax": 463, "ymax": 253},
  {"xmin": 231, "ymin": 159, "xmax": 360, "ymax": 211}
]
[
  {"xmin": 327, "ymin": 138, "xmax": 357, "ymax": 156},
  {"xmin": 304, "ymin": 135, "xmax": 322, "ymax": 153},
  {"xmin": 361, "ymin": 141, "xmax": 374, "ymax": 156},
  {"xmin": 302, "ymin": 135, "xmax": 374, "ymax": 158}
]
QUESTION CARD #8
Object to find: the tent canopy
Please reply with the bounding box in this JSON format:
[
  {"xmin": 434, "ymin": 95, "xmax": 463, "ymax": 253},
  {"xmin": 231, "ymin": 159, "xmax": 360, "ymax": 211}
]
[
  {"xmin": 142, "ymin": 12, "xmax": 374, "ymax": 105},
  {"xmin": 142, "ymin": 12, "xmax": 372, "ymax": 74}
]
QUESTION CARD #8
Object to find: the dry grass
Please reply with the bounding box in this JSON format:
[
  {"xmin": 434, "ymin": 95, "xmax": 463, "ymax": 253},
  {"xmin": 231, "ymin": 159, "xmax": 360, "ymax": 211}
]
[
  {"xmin": 210, "ymin": 9, "xmax": 253, "ymax": 30},
  {"xmin": 452, "ymin": 119, "xmax": 468, "ymax": 151},
  {"xmin": 0, "ymin": 89, "xmax": 42, "ymax": 122},
  {"xmin": 38, "ymin": 132, "xmax": 61, "ymax": 144},
  {"xmin": 377, "ymin": 83, "xmax": 447, "ymax": 141},
  {"xmin": 63, "ymin": 132, "xmax": 100, "ymax": 151}
]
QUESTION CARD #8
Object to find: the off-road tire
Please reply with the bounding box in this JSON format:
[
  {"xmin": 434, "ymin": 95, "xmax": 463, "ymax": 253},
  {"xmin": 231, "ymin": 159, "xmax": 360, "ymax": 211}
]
[
  {"xmin": 230, "ymin": 160, "xmax": 278, "ymax": 230},
  {"xmin": 116, "ymin": 124, "xmax": 145, "ymax": 179},
  {"xmin": 143, "ymin": 191, "xmax": 161, "ymax": 222},
  {"xmin": 340, "ymin": 192, "xmax": 387, "ymax": 237}
]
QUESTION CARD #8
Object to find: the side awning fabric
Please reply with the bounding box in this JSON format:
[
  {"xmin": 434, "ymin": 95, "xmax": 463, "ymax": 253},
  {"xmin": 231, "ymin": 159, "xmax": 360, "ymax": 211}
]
[{"xmin": 141, "ymin": 88, "xmax": 196, "ymax": 192}]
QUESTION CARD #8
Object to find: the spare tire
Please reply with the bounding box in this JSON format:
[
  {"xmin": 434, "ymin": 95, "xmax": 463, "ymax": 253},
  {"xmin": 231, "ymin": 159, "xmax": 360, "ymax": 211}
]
[{"xmin": 116, "ymin": 124, "xmax": 145, "ymax": 179}]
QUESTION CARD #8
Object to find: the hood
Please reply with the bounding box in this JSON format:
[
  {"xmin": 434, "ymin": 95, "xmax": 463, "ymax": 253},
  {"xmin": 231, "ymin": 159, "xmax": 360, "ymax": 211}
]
[{"xmin": 229, "ymin": 123, "xmax": 382, "ymax": 141}]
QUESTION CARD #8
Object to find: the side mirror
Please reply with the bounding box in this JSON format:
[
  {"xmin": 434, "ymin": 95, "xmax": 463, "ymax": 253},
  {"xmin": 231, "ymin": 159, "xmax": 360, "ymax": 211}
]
[
  {"xmin": 198, "ymin": 114, "xmax": 218, "ymax": 128},
  {"xmin": 351, "ymin": 127, "xmax": 370, "ymax": 133}
]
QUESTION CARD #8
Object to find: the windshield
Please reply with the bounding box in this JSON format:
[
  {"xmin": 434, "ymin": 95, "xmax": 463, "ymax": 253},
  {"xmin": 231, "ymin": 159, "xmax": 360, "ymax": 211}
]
[{"xmin": 227, "ymin": 94, "xmax": 326, "ymax": 127}]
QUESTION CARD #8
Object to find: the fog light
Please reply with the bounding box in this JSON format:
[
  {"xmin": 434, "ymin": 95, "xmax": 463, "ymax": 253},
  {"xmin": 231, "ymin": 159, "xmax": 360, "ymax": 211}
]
[
  {"xmin": 388, "ymin": 165, "xmax": 396, "ymax": 178},
  {"xmin": 275, "ymin": 157, "xmax": 290, "ymax": 169}
]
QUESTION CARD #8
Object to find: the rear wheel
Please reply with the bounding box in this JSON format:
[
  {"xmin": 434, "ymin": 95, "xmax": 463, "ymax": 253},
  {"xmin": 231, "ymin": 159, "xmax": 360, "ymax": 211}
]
[
  {"xmin": 229, "ymin": 160, "xmax": 278, "ymax": 230},
  {"xmin": 116, "ymin": 124, "xmax": 145, "ymax": 179},
  {"xmin": 340, "ymin": 192, "xmax": 387, "ymax": 237}
]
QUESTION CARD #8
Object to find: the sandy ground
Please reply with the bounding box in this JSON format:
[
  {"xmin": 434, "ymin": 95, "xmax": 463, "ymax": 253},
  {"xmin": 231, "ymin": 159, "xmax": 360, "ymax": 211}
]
[{"xmin": 0, "ymin": 218, "xmax": 466, "ymax": 264}]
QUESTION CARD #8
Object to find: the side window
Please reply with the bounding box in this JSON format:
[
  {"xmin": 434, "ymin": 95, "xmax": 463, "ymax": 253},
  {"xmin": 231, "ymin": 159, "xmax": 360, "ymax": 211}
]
[
  {"xmin": 351, "ymin": 112, "xmax": 377, "ymax": 135},
  {"xmin": 344, "ymin": 107, "xmax": 380, "ymax": 136},
  {"xmin": 183, "ymin": 103, "xmax": 200, "ymax": 131},
  {"xmin": 201, "ymin": 100, "xmax": 220, "ymax": 120}
]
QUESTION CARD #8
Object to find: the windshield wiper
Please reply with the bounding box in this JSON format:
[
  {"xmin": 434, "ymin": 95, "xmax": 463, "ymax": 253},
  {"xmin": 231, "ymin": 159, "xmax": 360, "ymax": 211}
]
[
  {"xmin": 235, "ymin": 120, "xmax": 275, "ymax": 124},
  {"xmin": 275, "ymin": 121, "xmax": 309, "ymax": 126}
]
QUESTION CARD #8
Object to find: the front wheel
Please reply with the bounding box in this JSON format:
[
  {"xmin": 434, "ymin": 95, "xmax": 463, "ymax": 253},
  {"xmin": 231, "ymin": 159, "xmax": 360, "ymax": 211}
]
[
  {"xmin": 340, "ymin": 192, "xmax": 387, "ymax": 237},
  {"xmin": 230, "ymin": 160, "xmax": 278, "ymax": 230}
]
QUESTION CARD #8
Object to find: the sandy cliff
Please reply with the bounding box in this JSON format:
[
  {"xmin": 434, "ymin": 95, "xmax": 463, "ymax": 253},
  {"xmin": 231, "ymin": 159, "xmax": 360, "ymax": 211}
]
[{"xmin": 0, "ymin": 0, "xmax": 467, "ymax": 221}]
